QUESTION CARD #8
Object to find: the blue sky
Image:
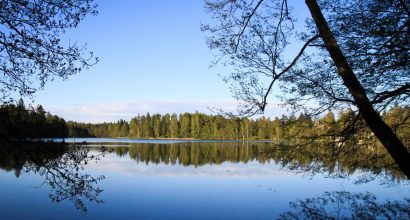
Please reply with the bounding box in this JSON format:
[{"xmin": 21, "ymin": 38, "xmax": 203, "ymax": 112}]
[{"xmin": 31, "ymin": 0, "xmax": 309, "ymax": 122}]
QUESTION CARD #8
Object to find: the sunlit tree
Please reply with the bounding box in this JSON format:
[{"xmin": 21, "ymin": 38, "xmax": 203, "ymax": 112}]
[{"xmin": 203, "ymin": 0, "xmax": 410, "ymax": 177}]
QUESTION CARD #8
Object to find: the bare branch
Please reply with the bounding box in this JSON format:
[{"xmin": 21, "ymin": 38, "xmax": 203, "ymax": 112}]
[
  {"xmin": 260, "ymin": 35, "xmax": 319, "ymax": 111},
  {"xmin": 235, "ymin": 0, "xmax": 265, "ymax": 51},
  {"xmin": 372, "ymin": 83, "xmax": 410, "ymax": 104}
]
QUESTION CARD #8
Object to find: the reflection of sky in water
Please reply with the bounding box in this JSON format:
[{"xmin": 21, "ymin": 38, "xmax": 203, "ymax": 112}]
[
  {"xmin": 0, "ymin": 147, "xmax": 409, "ymax": 219},
  {"xmin": 87, "ymin": 153, "xmax": 292, "ymax": 177}
]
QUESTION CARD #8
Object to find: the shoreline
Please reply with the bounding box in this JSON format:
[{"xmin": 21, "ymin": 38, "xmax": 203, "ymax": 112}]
[{"xmin": 56, "ymin": 137, "xmax": 276, "ymax": 144}]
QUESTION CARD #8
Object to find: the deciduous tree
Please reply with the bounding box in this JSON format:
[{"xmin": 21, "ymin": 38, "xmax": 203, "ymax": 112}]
[
  {"xmin": 0, "ymin": 0, "xmax": 98, "ymax": 103},
  {"xmin": 203, "ymin": 0, "xmax": 410, "ymax": 177}
]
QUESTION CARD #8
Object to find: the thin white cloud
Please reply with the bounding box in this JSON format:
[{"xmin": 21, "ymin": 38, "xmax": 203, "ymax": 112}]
[{"xmin": 45, "ymin": 99, "xmax": 287, "ymax": 123}]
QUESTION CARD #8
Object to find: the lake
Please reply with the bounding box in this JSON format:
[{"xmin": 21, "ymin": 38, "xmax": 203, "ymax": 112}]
[{"xmin": 0, "ymin": 138, "xmax": 409, "ymax": 219}]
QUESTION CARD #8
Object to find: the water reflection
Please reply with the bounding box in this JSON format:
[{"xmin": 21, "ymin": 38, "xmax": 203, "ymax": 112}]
[
  {"xmin": 0, "ymin": 141, "xmax": 105, "ymax": 211},
  {"xmin": 0, "ymin": 140, "xmax": 409, "ymax": 219},
  {"xmin": 277, "ymin": 191, "xmax": 410, "ymax": 220},
  {"xmin": 95, "ymin": 141, "xmax": 406, "ymax": 183}
]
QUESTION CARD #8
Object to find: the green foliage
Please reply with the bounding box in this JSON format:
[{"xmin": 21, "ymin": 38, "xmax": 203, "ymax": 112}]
[
  {"xmin": 0, "ymin": 100, "xmax": 67, "ymax": 139},
  {"xmin": 67, "ymin": 119, "xmax": 129, "ymax": 138},
  {"xmin": 2, "ymin": 100, "xmax": 408, "ymax": 144},
  {"xmin": 65, "ymin": 107, "xmax": 410, "ymax": 145},
  {"xmin": 383, "ymin": 105, "xmax": 410, "ymax": 146}
]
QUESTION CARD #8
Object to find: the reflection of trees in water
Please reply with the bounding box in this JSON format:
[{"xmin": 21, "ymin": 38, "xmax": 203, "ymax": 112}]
[
  {"xmin": 277, "ymin": 191, "xmax": 410, "ymax": 220},
  {"xmin": 102, "ymin": 142, "xmax": 407, "ymax": 182},
  {"xmin": 0, "ymin": 142, "xmax": 105, "ymax": 211},
  {"xmin": 265, "ymin": 141, "xmax": 405, "ymax": 184}
]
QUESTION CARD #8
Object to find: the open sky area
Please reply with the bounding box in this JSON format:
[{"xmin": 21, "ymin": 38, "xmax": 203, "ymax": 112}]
[{"xmin": 30, "ymin": 0, "xmax": 310, "ymax": 123}]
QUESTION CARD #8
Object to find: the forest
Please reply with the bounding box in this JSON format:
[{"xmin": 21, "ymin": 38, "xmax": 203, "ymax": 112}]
[
  {"xmin": 0, "ymin": 100, "xmax": 68, "ymax": 139},
  {"xmin": 67, "ymin": 107, "xmax": 410, "ymax": 144},
  {"xmin": 0, "ymin": 0, "xmax": 409, "ymax": 217},
  {"xmin": 1, "ymin": 100, "xmax": 408, "ymax": 144}
]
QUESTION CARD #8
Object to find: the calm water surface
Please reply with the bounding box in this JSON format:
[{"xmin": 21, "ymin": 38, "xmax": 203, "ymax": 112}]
[{"xmin": 0, "ymin": 138, "xmax": 409, "ymax": 219}]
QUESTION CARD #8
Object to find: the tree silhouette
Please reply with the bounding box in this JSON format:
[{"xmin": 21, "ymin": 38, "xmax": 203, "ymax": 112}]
[
  {"xmin": 0, "ymin": 0, "xmax": 98, "ymax": 103},
  {"xmin": 0, "ymin": 141, "xmax": 106, "ymax": 212},
  {"xmin": 278, "ymin": 191, "xmax": 410, "ymax": 220},
  {"xmin": 203, "ymin": 0, "xmax": 410, "ymax": 178},
  {"xmin": 0, "ymin": 101, "xmax": 68, "ymax": 139}
]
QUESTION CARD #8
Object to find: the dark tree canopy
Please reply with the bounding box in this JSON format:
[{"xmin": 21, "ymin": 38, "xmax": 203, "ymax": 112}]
[
  {"xmin": 0, "ymin": 142, "xmax": 106, "ymax": 212},
  {"xmin": 203, "ymin": 0, "xmax": 409, "ymax": 116},
  {"xmin": 0, "ymin": 0, "xmax": 98, "ymax": 103},
  {"xmin": 278, "ymin": 191, "xmax": 410, "ymax": 220},
  {"xmin": 203, "ymin": 0, "xmax": 410, "ymax": 178},
  {"xmin": 0, "ymin": 100, "xmax": 69, "ymax": 139},
  {"xmin": 290, "ymin": 0, "xmax": 410, "ymax": 114}
]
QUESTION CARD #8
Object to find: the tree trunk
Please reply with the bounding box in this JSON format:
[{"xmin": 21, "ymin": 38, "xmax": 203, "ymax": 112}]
[{"xmin": 305, "ymin": 0, "xmax": 410, "ymax": 179}]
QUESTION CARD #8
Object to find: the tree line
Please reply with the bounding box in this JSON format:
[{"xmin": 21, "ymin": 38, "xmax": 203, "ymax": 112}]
[
  {"xmin": 0, "ymin": 100, "xmax": 408, "ymax": 144},
  {"xmin": 67, "ymin": 107, "xmax": 410, "ymax": 145},
  {"xmin": 0, "ymin": 100, "xmax": 67, "ymax": 139}
]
